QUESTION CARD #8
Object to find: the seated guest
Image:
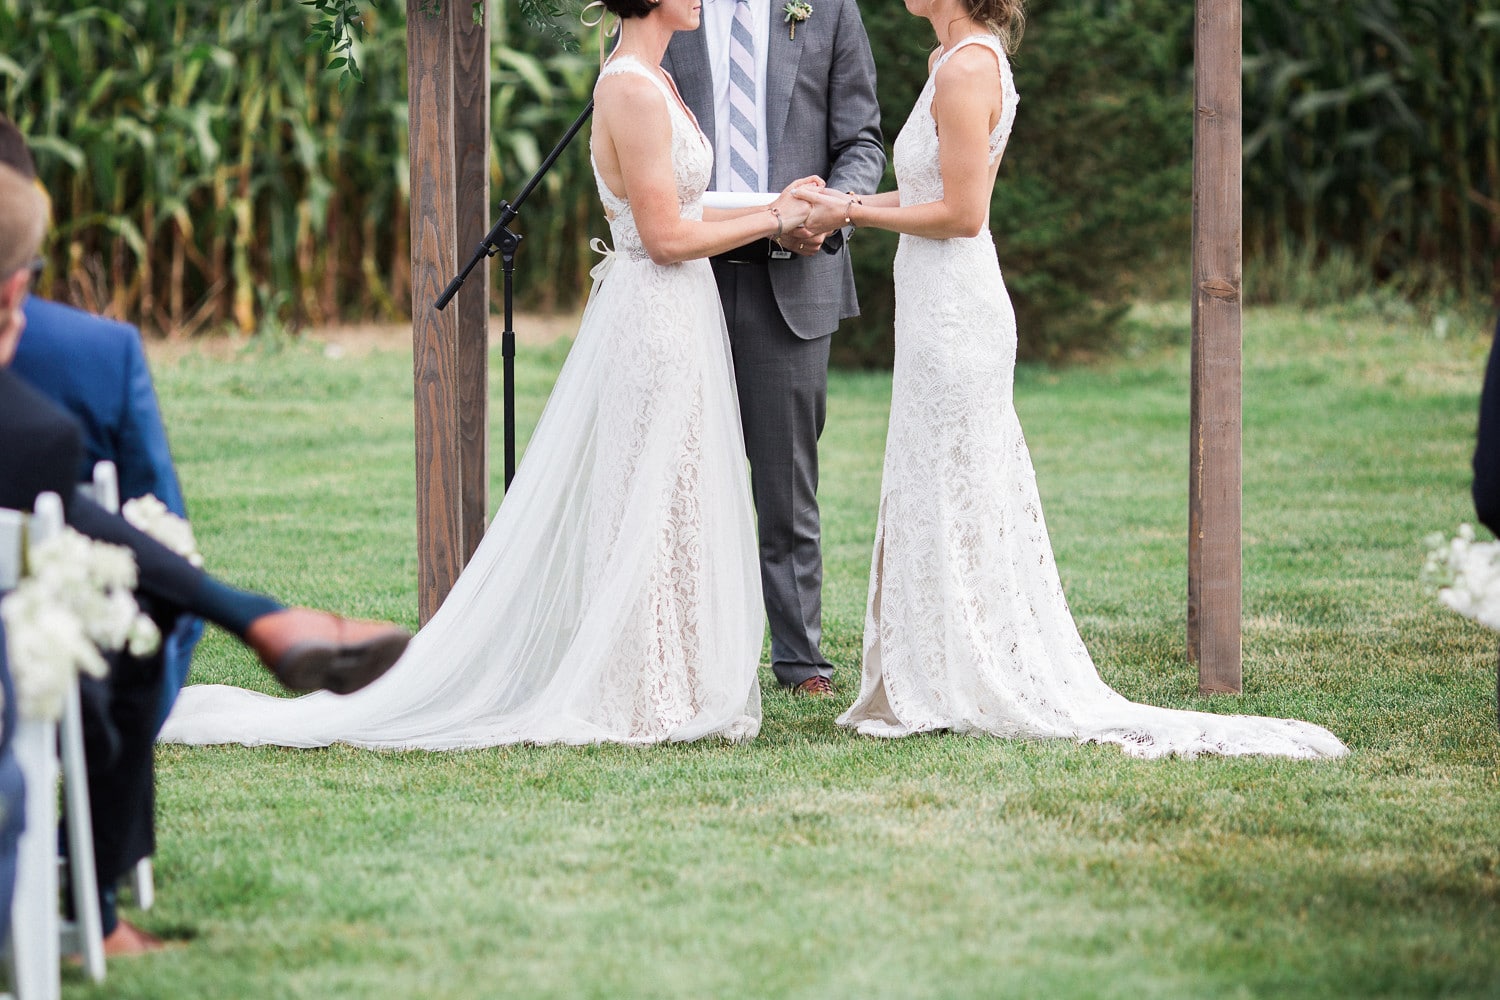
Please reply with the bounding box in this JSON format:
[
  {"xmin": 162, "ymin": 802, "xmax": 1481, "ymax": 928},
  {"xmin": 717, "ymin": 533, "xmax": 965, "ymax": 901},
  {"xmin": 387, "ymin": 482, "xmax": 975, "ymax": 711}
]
[
  {"xmin": 0, "ymin": 163, "xmax": 412, "ymax": 955},
  {"xmin": 1475, "ymin": 315, "xmax": 1500, "ymax": 536},
  {"xmin": 0, "ymin": 115, "xmax": 202, "ymax": 730}
]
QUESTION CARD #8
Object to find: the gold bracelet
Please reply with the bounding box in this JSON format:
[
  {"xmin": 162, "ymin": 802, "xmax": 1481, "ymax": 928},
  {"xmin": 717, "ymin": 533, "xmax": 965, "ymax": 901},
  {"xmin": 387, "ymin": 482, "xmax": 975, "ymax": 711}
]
[{"xmin": 768, "ymin": 206, "xmax": 784, "ymax": 240}]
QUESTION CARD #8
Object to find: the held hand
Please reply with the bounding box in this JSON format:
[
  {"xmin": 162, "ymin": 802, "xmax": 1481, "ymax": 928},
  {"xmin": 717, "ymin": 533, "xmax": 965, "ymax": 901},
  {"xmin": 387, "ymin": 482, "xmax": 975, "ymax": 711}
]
[
  {"xmin": 795, "ymin": 186, "xmax": 848, "ymax": 206},
  {"xmin": 794, "ymin": 187, "xmax": 861, "ymax": 236},
  {"xmin": 767, "ymin": 189, "xmax": 812, "ymax": 235},
  {"xmin": 805, "ymin": 196, "xmax": 852, "ymax": 238},
  {"xmin": 782, "ymin": 175, "xmax": 826, "ymax": 195},
  {"xmin": 782, "ymin": 226, "xmax": 826, "ymax": 256}
]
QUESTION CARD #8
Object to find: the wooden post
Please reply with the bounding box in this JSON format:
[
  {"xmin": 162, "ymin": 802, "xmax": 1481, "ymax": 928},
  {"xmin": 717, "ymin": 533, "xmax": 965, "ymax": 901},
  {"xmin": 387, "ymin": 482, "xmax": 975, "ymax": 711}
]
[
  {"xmin": 409, "ymin": 0, "xmax": 462, "ymax": 624},
  {"xmin": 1188, "ymin": 0, "xmax": 1244, "ymax": 692},
  {"xmin": 452, "ymin": 5, "xmax": 490, "ymax": 566}
]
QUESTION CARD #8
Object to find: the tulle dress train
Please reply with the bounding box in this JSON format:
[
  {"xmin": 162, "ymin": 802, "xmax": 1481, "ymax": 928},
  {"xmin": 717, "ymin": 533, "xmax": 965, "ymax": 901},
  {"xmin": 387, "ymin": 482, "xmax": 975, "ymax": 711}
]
[{"xmin": 161, "ymin": 56, "xmax": 763, "ymax": 749}]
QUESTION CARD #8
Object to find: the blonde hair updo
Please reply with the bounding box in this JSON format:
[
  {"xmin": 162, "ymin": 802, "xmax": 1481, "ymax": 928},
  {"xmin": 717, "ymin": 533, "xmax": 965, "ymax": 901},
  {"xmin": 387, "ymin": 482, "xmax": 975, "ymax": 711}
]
[{"xmin": 967, "ymin": 0, "xmax": 1024, "ymax": 53}]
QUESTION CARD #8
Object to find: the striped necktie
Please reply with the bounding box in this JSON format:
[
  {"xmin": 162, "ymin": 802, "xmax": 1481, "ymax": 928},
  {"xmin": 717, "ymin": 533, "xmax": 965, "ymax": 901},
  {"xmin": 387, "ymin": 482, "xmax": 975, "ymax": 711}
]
[{"xmin": 727, "ymin": 0, "xmax": 760, "ymax": 192}]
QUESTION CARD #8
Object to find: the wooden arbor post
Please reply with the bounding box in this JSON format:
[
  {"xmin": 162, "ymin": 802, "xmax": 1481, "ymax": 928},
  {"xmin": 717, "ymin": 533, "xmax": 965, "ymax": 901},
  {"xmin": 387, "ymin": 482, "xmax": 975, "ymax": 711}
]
[
  {"xmin": 408, "ymin": 1, "xmax": 491, "ymax": 624},
  {"xmin": 1187, "ymin": 0, "xmax": 1243, "ymax": 692}
]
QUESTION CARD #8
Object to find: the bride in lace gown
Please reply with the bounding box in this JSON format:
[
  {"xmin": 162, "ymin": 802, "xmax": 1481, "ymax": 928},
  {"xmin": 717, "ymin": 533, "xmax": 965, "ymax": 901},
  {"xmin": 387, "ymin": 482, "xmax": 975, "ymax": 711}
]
[
  {"xmin": 799, "ymin": 0, "xmax": 1347, "ymax": 759},
  {"xmin": 161, "ymin": 0, "xmax": 821, "ymax": 749}
]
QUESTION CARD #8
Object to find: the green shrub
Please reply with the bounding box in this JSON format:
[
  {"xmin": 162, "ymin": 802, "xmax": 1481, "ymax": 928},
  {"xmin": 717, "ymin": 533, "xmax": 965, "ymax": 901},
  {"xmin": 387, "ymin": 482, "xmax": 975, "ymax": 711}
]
[{"xmin": 836, "ymin": 0, "xmax": 1195, "ymax": 367}]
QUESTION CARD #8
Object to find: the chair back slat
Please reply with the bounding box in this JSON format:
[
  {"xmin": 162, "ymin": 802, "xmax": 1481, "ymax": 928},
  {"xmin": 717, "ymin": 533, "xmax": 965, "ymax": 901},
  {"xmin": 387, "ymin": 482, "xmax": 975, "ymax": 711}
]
[
  {"xmin": 0, "ymin": 508, "xmax": 23, "ymax": 591},
  {"xmin": 0, "ymin": 492, "xmax": 61, "ymax": 591},
  {"xmin": 75, "ymin": 462, "xmax": 120, "ymax": 515},
  {"xmin": 29, "ymin": 493, "xmax": 64, "ymax": 546}
]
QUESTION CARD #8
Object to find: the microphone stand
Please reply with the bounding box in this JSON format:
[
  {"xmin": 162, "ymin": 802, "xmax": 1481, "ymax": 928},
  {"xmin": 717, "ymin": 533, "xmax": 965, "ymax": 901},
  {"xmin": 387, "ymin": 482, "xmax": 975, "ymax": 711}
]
[{"xmin": 436, "ymin": 98, "xmax": 595, "ymax": 490}]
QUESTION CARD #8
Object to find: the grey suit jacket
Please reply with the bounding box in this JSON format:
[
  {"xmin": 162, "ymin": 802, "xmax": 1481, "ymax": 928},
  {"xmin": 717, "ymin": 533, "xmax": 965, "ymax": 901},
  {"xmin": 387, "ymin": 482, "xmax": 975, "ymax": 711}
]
[{"xmin": 664, "ymin": 0, "xmax": 886, "ymax": 339}]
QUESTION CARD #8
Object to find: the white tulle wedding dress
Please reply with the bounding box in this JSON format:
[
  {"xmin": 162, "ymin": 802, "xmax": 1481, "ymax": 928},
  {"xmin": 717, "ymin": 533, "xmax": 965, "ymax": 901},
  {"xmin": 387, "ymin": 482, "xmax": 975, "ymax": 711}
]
[
  {"xmin": 836, "ymin": 34, "xmax": 1346, "ymax": 760},
  {"xmin": 161, "ymin": 56, "xmax": 763, "ymax": 749}
]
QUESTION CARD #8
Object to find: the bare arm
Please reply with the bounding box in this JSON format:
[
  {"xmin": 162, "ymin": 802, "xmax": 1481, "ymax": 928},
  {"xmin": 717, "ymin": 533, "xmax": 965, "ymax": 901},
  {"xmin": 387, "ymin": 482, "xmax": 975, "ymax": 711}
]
[
  {"xmin": 800, "ymin": 47, "xmax": 1001, "ymax": 240},
  {"xmin": 593, "ymin": 74, "xmax": 813, "ymax": 265},
  {"xmin": 702, "ymin": 195, "xmax": 824, "ymax": 224}
]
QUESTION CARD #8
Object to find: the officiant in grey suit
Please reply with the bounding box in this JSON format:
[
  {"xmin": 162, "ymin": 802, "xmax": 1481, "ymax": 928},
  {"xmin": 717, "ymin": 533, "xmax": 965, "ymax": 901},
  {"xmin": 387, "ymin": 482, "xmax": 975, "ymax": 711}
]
[{"xmin": 664, "ymin": 0, "xmax": 884, "ymax": 696}]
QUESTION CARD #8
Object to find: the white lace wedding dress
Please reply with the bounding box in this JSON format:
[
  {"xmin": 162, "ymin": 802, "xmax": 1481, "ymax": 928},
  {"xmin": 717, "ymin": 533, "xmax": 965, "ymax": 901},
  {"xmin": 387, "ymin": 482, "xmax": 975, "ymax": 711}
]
[
  {"xmin": 836, "ymin": 34, "xmax": 1346, "ymax": 759},
  {"xmin": 161, "ymin": 57, "xmax": 763, "ymax": 749}
]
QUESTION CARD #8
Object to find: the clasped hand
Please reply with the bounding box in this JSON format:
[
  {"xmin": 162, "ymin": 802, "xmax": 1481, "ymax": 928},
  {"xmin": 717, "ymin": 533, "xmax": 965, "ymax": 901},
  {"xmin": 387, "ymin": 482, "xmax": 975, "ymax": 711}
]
[
  {"xmin": 793, "ymin": 186, "xmax": 861, "ymax": 239},
  {"xmin": 766, "ymin": 176, "xmax": 837, "ymax": 256}
]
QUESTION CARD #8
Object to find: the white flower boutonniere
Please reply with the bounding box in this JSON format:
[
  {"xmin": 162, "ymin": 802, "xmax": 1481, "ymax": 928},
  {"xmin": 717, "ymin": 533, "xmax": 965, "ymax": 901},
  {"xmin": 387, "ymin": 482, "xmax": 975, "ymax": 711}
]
[
  {"xmin": 783, "ymin": 0, "xmax": 812, "ymax": 39},
  {"xmin": 1, "ymin": 526, "xmax": 160, "ymax": 721}
]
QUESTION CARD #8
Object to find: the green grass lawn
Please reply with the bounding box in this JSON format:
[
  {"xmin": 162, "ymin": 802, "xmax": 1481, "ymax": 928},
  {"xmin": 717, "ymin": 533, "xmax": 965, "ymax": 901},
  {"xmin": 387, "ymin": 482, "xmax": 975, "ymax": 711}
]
[{"xmin": 69, "ymin": 304, "xmax": 1500, "ymax": 998}]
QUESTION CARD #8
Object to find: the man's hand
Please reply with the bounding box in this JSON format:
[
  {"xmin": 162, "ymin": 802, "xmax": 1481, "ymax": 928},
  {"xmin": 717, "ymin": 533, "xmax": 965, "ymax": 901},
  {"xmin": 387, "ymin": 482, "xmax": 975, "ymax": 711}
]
[{"xmin": 779, "ymin": 226, "xmax": 826, "ymax": 256}]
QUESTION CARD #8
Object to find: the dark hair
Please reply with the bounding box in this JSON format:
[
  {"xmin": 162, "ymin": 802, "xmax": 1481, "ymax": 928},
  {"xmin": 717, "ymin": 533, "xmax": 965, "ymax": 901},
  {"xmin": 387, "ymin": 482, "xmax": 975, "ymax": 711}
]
[
  {"xmin": 601, "ymin": 0, "xmax": 659, "ymax": 20},
  {"xmin": 0, "ymin": 116, "xmax": 36, "ymax": 180}
]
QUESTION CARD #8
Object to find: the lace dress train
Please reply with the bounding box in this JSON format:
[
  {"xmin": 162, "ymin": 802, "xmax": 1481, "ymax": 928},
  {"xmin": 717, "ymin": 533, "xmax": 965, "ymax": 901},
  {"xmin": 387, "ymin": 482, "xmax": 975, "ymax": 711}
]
[
  {"xmin": 837, "ymin": 35, "xmax": 1346, "ymax": 760},
  {"xmin": 161, "ymin": 57, "xmax": 762, "ymax": 749}
]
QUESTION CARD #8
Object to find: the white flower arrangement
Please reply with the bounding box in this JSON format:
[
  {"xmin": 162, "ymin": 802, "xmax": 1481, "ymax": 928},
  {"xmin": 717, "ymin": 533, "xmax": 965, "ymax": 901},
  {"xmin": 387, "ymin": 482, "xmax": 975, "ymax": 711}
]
[
  {"xmin": 1423, "ymin": 524, "xmax": 1500, "ymax": 631},
  {"xmin": 122, "ymin": 494, "xmax": 203, "ymax": 567},
  {"xmin": 1, "ymin": 526, "xmax": 160, "ymax": 721}
]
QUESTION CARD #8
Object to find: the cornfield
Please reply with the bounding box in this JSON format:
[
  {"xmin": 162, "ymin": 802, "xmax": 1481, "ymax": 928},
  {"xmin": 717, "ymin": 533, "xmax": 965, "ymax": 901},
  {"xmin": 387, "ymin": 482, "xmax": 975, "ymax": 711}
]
[
  {"xmin": 0, "ymin": 0, "xmax": 601, "ymax": 335},
  {"xmin": 1244, "ymin": 0, "xmax": 1500, "ymax": 306},
  {"xmin": 1, "ymin": 0, "xmax": 1493, "ymax": 339}
]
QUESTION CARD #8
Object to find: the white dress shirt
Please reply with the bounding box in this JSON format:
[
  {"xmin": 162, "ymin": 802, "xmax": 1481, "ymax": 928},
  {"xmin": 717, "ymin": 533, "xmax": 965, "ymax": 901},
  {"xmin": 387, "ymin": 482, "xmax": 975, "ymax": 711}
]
[{"xmin": 703, "ymin": 0, "xmax": 771, "ymax": 192}]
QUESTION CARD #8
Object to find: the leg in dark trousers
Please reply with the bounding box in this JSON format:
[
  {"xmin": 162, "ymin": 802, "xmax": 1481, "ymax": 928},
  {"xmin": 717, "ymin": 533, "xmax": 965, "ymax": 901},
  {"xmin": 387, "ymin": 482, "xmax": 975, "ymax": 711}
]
[
  {"xmin": 66, "ymin": 602, "xmax": 172, "ymax": 937},
  {"xmin": 1474, "ymin": 315, "xmax": 1500, "ymax": 732},
  {"xmin": 713, "ymin": 257, "xmax": 834, "ymax": 688},
  {"xmin": 70, "ymin": 667, "xmax": 156, "ymax": 936},
  {"xmin": 1474, "ymin": 315, "xmax": 1500, "ymax": 535}
]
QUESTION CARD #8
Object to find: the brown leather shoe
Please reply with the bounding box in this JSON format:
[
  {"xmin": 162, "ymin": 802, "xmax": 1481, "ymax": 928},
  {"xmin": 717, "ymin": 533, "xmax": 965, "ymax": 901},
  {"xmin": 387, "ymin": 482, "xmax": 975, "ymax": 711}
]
[
  {"xmin": 245, "ymin": 608, "xmax": 411, "ymax": 695},
  {"xmin": 101, "ymin": 918, "xmax": 171, "ymax": 957},
  {"xmin": 792, "ymin": 676, "xmax": 834, "ymax": 698}
]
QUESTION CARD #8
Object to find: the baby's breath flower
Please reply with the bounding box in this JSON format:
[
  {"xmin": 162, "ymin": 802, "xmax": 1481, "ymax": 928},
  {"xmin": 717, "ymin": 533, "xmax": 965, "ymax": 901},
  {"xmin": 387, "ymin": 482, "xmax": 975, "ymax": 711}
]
[
  {"xmin": 1425, "ymin": 525, "xmax": 1500, "ymax": 632},
  {"xmin": 2, "ymin": 523, "xmax": 161, "ymax": 721}
]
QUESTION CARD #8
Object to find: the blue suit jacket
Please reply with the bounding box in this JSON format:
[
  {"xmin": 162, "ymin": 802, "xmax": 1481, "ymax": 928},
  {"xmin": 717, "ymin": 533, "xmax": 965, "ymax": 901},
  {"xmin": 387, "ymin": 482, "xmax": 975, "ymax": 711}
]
[
  {"xmin": 14, "ymin": 299, "xmax": 187, "ymax": 512},
  {"xmin": 12, "ymin": 298, "xmax": 203, "ymax": 728},
  {"xmin": 0, "ymin": 618, "xmax": 24, "ymax": 942}
]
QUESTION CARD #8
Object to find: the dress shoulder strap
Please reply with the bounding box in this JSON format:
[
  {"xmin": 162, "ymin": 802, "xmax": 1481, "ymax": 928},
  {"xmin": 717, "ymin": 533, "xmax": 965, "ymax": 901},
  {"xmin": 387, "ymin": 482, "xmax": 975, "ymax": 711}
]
[
  {"xmin": 596, "ymin": 55, "xmax": 673, "ymax": 104},
  {"xmin": 935, "ymin": 32, "xmax": 1005, "ymax": 72}
]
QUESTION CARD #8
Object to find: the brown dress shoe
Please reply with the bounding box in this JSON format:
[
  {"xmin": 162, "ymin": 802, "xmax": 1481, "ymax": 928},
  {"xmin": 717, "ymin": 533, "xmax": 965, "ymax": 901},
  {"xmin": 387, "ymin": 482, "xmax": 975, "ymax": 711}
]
[
  {"xmin": 792, "ymin": 676, "xmax": 835, "ymax": 698},
  {"xmin": 245, "ymin": 608, "xmax": 411, "ymax": 695},
  {"xmin": 102, "ymin": 918, "xmax": 171, "ymax": 957}
]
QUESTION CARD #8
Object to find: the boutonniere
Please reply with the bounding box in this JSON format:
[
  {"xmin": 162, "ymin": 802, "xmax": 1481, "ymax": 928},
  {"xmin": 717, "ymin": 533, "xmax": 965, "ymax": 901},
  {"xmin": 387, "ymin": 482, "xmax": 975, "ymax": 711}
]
[{"xmin": 782, "ymin": 0, "xmax": 812, "ymax": 39}]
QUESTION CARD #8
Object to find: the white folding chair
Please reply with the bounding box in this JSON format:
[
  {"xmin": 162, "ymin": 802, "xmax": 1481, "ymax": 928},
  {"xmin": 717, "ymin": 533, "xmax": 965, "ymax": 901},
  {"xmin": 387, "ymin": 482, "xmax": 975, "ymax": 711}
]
[
  {"xmin": 3, "ymin": 492, "xmax": 106, "ymax": 999},
  {"xmin": 74, "ymin": 463, "xmax": 154, "ymax": 912}
]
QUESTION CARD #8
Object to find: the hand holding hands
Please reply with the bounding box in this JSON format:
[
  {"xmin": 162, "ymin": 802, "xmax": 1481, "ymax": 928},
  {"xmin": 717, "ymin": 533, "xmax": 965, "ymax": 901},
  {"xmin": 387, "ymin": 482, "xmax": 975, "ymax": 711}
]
[
  {"xmin": 768, "ymin": 176, "xmax": 828, "ymax": 245},
  {"xmin": 795, "ymin": 187, "xmax": 862, "ymax": 240},
  {"xmin": 769, "ymin": 176, "xmax": 826, "ymax": 255}
]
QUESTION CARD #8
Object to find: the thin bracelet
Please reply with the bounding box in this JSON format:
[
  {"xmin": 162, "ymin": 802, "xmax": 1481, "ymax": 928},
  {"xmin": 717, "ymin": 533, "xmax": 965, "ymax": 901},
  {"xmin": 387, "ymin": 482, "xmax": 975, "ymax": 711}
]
[
  {"xmin": 768, "ymin": 206, "xmax": 784, "ymax": 240},
  {"xmin": 843, "ymin": 196, "xmax": 862, "ymax": 229}
]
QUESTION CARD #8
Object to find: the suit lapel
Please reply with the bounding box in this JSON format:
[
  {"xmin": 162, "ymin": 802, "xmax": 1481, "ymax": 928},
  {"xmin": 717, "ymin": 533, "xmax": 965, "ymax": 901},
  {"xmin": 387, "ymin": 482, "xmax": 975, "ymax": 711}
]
[{"xmin": 764, "ymin": 2, "xmax": 804, "ymax": 184}]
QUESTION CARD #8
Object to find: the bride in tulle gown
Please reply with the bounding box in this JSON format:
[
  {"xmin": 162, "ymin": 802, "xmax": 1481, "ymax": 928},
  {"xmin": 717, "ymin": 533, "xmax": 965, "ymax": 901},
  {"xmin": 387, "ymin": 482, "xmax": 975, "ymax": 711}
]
[
  {"xmin": 161, "ymin": 0, "xmax": 822, "ymax": 750},
  {"xmin": 798, "ymin": 0, "xmax": 1347, "ymax": 759}
]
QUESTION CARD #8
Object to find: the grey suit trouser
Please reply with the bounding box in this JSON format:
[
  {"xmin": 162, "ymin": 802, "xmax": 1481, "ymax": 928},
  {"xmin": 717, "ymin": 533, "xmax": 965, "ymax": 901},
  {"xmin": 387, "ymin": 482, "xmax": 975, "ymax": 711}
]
[{"xmin": 712, "ymin": 255, "xmax": 834, "ymax": 687}]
